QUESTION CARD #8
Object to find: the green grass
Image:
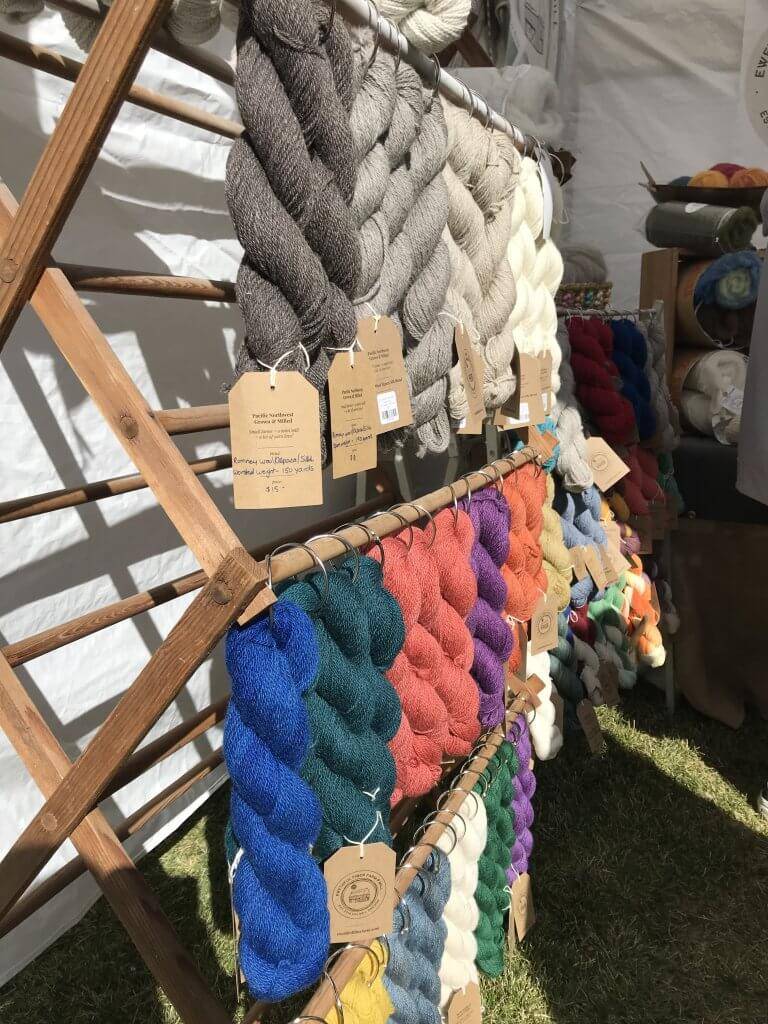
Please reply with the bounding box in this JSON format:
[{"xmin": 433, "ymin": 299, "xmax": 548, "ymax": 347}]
[{"xmin": 2, "ymin": 686, "xmax": 767, "ymax": 1023}]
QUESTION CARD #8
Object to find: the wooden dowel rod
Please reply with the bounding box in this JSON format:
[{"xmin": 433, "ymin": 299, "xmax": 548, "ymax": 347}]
[
  {"xmin": 0, "ymin": 31, "xmax": 243, "ymax": 140},
  {"xmin": 0, "ymin": 453, "xmax": 232, "ymax": 524},
  {"xmin": 60, "ymin": 263, "xmax": 236, "ymax": 301},
  {"xmin": 156, "ymin": 404, "xmax": 229, "ymax": 436},
  {"xmin": 297, "ymin": 726, "xmax": 509, "ymax": 1020},
  {"xmin": 106, "ymin": 696, "xmax": 228, "ymax": 798},
  {"xmin": 0, "ymin": 748, "xmax": 223, "ymax": 940},
  {"xmin": 2, "ymin": 493, "xmax": 392, "ymax": 667},
  {"xmin": 46, "ymin": 0, "xmax": 235, "ymax": 87}
]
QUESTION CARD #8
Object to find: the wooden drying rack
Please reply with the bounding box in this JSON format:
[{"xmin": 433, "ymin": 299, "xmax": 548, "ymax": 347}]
[{"xmin": 0, "ymin": 1, "xmax": 530, "ymax": 1020}]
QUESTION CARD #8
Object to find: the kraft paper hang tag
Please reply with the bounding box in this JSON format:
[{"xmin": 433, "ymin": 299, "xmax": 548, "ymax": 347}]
[
  {"xmin": 650, "ymin": 501, "xmax": 666, "ymax": 540},
  {"xmin": 599, "ymin": 544, "xmax": 620, "ymax": 586},
  {"xmin": 229, "ymin": 371, "xmax": 323, "ymax": 510},
  {"xmin": 512, "ymin": 872, "xmax": 536, "ymax": 940},
  {"xmin": 506, "ymin": 664, "xmax": 543, "ymax": 710},
  {"xmin": 324, "ymin": 842, "xmax": 396, "ymax": 944},
  {"xmin": 447, "ymin": 982, "xmax": 482, "ymax": 1024},
  {"xmin": 577, "ymin": 699, "xmax": 605, "ymax": 755},
  {"xmin": 551, "ymin": 690, "xmax": 565, "ymax": 736},
  {"xmin": 539, "ymin": 352, "xmax": 554, "ymax": 414},
  {"xmin": 458, "ymin": 409, "xmax": 485, "ymax": 435},
  {"xmin": 585, "ymin": 437, "xmax": 630, "ymax": 492},
  {"xmin": 519, "ymin": 423, "xmax": 557, "ymax": 462},
  {"xmin": 530, "ymin": 590, "xmax": 559, "ymax": 655},
  {"xmin": 505, "ymin": 352, "xmax": 546, "ymax": 424},
  {"xmin": 570, "ymin": 545, "xmax": 589, "ymax": 582},
  {"xmin": 597, "ymin": 661, "xmax": 620, "ymax": 707},
  {"xmin": 328, "ymin": 351, "xmax": 378, "ymax": 479},
  {"xmin": 357, "ymin": 316, "xmax": 413, "ymax": 435},
  {"xmin": 583, "ymin": 545, "xmax": 608, "ymax": 589},
  {"xmin": 455, "ymin": 324, "xmax": 486, "ymax": 423},
  {"xmin": 603, "ymin": 522, "xmax": 632, "ymax": 574},
  {"xmin": 630, "ymin": 515, "xmax": 653, "ymax": 555},
  {"xmin": 538, "ymin": 151, "xmax": 555, "ymax": 241}
]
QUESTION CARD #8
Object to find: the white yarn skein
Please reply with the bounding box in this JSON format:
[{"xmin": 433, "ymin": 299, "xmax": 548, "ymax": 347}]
[
  {"xmin": 437, "ymin": 791, "xmax": 486, "ymax": 1008},
  {"xmin": 551, "ymin": 316, "xmax": 593, "ymax": 491},
  {"xmin": 641, "ymin": 301, "xmax": 681, "ymax": 447},
  {"xmin": 526, "ymin": 650, "xmax": 563, "ymax": 761},
  {"xmin": 0, "ymin": 0, "xmax": 42, "ymax": 21},
  {"xmin": 379, "ymin": 0, "xmax": 470, "ymax": 53}
]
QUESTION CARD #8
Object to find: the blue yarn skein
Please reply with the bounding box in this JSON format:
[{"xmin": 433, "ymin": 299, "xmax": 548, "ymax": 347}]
[
  {"xmin": 552, "ymin": 484, "xmax": 606, "ymax": 608},
  {"xmin": 281, "ymin": 555, "xmax": 403, "ymax": 862},
  {"xmin": 224, "ymin": 602, "xmax": 330, "ymax": 1002},
  {"xmin": 385, "ymin": 850, "xmax": 450, "ymax": 1024},
  {"xmin": 610, "ymin": 319, "xmax": 656, "ymax": 441}
]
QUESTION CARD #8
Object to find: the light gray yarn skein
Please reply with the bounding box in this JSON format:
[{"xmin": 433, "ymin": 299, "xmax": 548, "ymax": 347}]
[
  {"xmin": 351, "ymin": 41, "xmax": 453, "ymax": 454},
  {"xmin": 553, "ymin": 317, "xmax": 593, "ymax": 490},
  {"xmin": 227, "ymin": 0, "xmax": 360, "ymax": 464},
  {"xmin": 640, "ymin": 302, "xmax": 680, "ymax": 449},
  {"xmin": 59, "ymin": 0, "xmax": 223, "ymax": 49}
]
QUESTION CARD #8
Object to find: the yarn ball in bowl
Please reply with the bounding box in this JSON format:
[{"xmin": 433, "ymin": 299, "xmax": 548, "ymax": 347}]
[
  {"xmin": 668, "ymin": 175, "xmax": 691, "ymax": 187},
  {"xmin": 729, "ymin": 167, "xmax": 768, "ymax": 188},
  {"xmin": 688, "ymin": 169, "xmax": 729, "ymax": 188},
  {"xmin": 710, "ymin": 163, "xmax": 745, "ymax": 180}
]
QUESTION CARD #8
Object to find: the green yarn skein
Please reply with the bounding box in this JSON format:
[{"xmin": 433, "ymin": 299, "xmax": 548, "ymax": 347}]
[
  {"xmin": 280, "ymin": 555, "xmax": 404, "ymax": 862},
  {"xmin": 473, "ymin": 741, "xmax": 518, "ymax": 977}
]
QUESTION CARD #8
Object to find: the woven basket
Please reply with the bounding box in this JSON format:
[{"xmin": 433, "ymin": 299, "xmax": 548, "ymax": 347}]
[{"xmin": 555, "ymin": 281, "xmax": 613, "ymax": 310}]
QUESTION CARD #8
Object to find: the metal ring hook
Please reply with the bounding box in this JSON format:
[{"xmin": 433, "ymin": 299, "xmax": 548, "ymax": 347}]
[
  {"xmin": 413, "ymin": 814, "xmax": 458, "ymax": 855},
  {"xmin": 426, "ymin": 53, "xmax": 440, "ymax": 111},
  {"xmin": 391, "ymin": 501, "xmax": 436, "ymax": 548},
  {"xmin": 308, "ymin": 532, "xmax": 360, "ymax": 582},
  {"xmin": 341, "ymin": 522, "xmax": 384, "ymax": 570},
  {"xmin": 266, "ymin": 542, "xmax": 329, "ymax": 613},
  {"xmin": 370, "ymin": 507, "xmax": 414, "ymax": 550}
]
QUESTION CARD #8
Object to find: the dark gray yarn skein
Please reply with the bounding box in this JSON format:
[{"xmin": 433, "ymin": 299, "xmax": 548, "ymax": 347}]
[{"xmin": 228, "ymin": 0, "xmax": 360, "ymax": 462}]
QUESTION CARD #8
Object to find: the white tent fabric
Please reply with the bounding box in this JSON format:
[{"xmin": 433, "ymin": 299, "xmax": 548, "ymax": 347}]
[{"xmin": 0, "ymin": 9, "xmax": 356, "ymax": 983}]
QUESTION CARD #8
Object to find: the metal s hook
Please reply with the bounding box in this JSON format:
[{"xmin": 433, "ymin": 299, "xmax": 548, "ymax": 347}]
[{"xmin": 426, "ymin": 53, "xmax": 441, "ymax": 111}]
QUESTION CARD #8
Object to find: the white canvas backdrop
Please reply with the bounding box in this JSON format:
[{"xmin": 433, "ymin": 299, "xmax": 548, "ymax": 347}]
[{"xmin": 0, "ymin": 9, "xmax": 359, "ymax": 983}]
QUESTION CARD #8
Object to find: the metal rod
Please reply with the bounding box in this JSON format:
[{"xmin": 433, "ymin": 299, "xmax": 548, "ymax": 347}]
[
  {"xmin": 1, "ymin": 493, "xmax": 392, "ymax": 667},
  {"xmin": 0, "ymin": 748, "xmax": 223, "ymax": 940},
  {"xmin": 0, "ymin": 31, "xmax": 243, "ymax": 139},
  {"xmin": 60, "ymin": 263, "xmax": 236, "ymax": 301},
  {"xmin": 0, "ymin": 453, "xmax": 232, "ymax": 524},
  {"xmin": 46, "ymin": 0, "xmax": 235, "ymax": 87}
]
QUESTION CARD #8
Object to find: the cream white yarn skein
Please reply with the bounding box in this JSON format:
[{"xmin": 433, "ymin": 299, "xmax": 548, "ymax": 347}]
[
  {"xmin": 551, "ymin": 316, "xmax": 594, "ymax": 491},
  {"xmin": 379, "ymin": 0, "xmax": 471, "ymax": 54},
  {"xmin": 437, "ymin": 791, "xmax": 486, "ymax": 1008},
  {"xmin": 527, "ymin": 650, "xmax": 563, "ymax": 760}
]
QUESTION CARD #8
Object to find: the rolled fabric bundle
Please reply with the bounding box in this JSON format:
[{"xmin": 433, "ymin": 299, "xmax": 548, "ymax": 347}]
[
  {"xmin": 437, "ymin": 791, "xmax": 486, "ymax": 1008},
  {"xmin": 610, "ymin": 319, "xmax": 657, "ymax": 442},
  {"xmin": 385, "ymin": 850, "xmax": 450, "ymax": 1024},
  {"xmin": 461, "ymin": 488, "xmax": 513, "ymax": 729},
  {"xmin": 688, "ymin": 169, "xmax": 729, "ymax": 188},
  {"xmin": 693, "ymin": 251, "xmax": 762, "ymax": 311},
  {"xmin": 325, "ymin": 940, "xmax": 392, "ymax": 1024},
  {"xmin": 373, "ymin": 535, "xmax": 450, "ymax": 803},
  {"xmin": 559, "ymin": 244, "xmax": 608, "ymax": 286},
  {"xmin": 526, "ymin": 649, "xmax": 563, "ymax": 760},
  {"xmin": 474, "ymin": 743, "xmax": 517, "ymax": 976},
  {"xmin": 568, "ymin": 315, "xmax": 637, "ymax": 446},
  {"xmin": 224, "ymin": 604, "xmax": 329, "ymax": 1001},
  {"xmin": 351, "ymin": 41, "xmax": 454, "ymax": 454},
  {"xmin": 673, "ymin": 349, "xmax": 747, "ymax": 442},
  {"xmin": 227, "ymin": 0, "xmax": 360, "ymax": 464},
  {"xmin": 281, "ymin": 556, "xmax": 402, "ymax": 860},
  {"xmin": 540, "ymin": 475, "xmax": 572, "ymax": 613},
  {"xmin": 553, "ymin": 317, "xmax": 594, "ymax": 490},
  {"xmin": 729, "ymin": 167, "xmax": 768, "ymax": 187},
  {"xmin": 506, "ymin": 717, "xmax": 536, "ymax": 877},
  {"xmin": 378, "ymin": 0, "xmax": 471, "ymax": 55},
  {"xmin": 444, "ymin": 102, "xmax": 521, "ymax": 417},
  {"xmin": 645, "ymin": 202, "xmax": 758, "ymax": 256}
]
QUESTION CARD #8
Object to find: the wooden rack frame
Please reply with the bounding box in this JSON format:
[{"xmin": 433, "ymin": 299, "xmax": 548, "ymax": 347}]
[{"xmin": 0, "ymin": 2, "xmax": 536, "ymax": 1019}]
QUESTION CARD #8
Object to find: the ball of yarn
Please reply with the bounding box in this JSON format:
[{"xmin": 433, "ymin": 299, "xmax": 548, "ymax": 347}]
[
  {"xmin": 729, "ymin": 167, "xmax": 768, "ymax": 188},
  {"xmin": 668, "ymin": 175, "xmax": 692, "ymax": 187},
  {"xmin": 689, "ymin": 169, "xmax": 729, "ymax": 188},
  {"xmin": 224, "ymin": 603, "xmax": 330, "ymax": 1002},
  {"xmin": 710, "ymin": 163, "xmax": 745, "ymax": 180}
]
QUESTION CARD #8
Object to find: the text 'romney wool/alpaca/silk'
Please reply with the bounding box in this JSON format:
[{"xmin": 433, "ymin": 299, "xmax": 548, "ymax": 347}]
[
  {"xmin": 227, "ymin": 0, "xmax": 360, "ymax": 463},
  {"xmin": 223, "ymin": 603, "xmax": 329, "ymax": 1002},
  {"xmin": 280, "ymin": 556, "xmax": 403, "ymax": 860}
]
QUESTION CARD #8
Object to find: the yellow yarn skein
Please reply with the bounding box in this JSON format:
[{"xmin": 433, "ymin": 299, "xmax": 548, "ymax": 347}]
[{"xmin": 325, "ymin": 941, "xmax": 393, "ymax": 1024}]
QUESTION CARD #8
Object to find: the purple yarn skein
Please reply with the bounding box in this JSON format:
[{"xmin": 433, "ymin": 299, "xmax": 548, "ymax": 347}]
[
  {"xmin": 507, "ymin": 717, "xmax": 536, "ymax": 877},
  {"xmin": 461, "ymin": 488, "xmax": 512, "ymax": 729}
]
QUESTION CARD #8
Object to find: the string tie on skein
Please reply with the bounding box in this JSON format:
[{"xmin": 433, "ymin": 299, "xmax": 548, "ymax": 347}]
[
  {"xmin": 227, "ymin": 0, "xmax": 361, "ymax": 464},
  {"xmin": 223, "ymin": 603, "xmax": 329, "ymax": 1002}
]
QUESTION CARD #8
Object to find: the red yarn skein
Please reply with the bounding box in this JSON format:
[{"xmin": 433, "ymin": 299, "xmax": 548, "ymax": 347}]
[{"xmin": 568, "ymin": 316, "xmax": 637, "ymax": 445}]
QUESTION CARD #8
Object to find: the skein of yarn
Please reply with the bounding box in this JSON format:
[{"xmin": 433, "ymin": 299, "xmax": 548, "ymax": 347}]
[
  {"xmin": 59, "ymin": 0, "xmax": 224, "ymax": 49},
  {"xmin": 610, "ymin": 319, "xmax": 657, "ymax": 442},
  {"xmin": 227, "ymin": 0, "xmax": 361, "ymax": 463},
  {"xmin": 281, "ymin": 557, "xmax": 403, "ymax": 860},
  {"xmin": 552, "ymin": 318, "xmax": 594, "ymax": 489},
  {"xmin": 223, "ymin": 604, "xmax": 329, "ymax": 1002},
  {"xmin": 325, "ymin": 940, "xmax": 393, "ymax": 1024},
  {"xmin": 462, "ymin": 488, "xmax": 513, "ymax": 729},
  {"xmin": 385, "ymin": 850, "xmax": 450, "ymax": 1024},
  {"xmin": 378, "ymin": 0, "xmax": 471, "ymax": 55},
  {"xmin": 568, "ymin": 315, "xmax": 638, "ymax": 446},
  {"xmin": 507, "ymin": 718, "xmax": 536, "ymax": 877},
  {"xmin": 526, "ymin": 649, "xmax": 563, "ymax": 760},
  {"xmin": 558, "ymin": 244, "xmax": 608, "ymax": 286},
  {"xmin": 540, "ymin": 475, "xmax": 572, "ymax": 613}
]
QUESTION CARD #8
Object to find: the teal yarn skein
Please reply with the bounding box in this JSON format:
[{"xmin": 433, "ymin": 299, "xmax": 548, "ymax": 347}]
[
  {"xmin": 223, "ymin": 602, "xmax": 330, "ymax": 1002},
  {"xmin": 280, "ymin": 554, "xmax": 404, "ymax": 861},
  {"xmin": 474, "ymin": 742, "xmax": 518, "ymax": 977}
]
